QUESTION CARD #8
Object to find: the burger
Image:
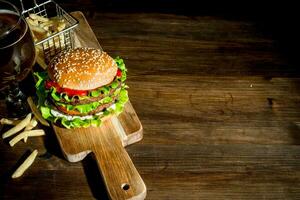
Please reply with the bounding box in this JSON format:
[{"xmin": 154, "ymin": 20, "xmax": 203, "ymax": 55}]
[{"xmin": 34, "ymin": 47, "xmax": 129, "ymax": 129}]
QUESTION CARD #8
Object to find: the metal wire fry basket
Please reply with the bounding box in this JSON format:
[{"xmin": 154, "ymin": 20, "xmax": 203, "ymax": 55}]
[{"xmin": 20, "ymin": 0, "xmax": 78, "ymax": 63}]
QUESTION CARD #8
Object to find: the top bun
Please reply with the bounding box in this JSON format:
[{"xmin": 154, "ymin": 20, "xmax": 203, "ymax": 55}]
[{"xmin": 48, "ymin": 47, "xmax": 118, "ymax": 90}]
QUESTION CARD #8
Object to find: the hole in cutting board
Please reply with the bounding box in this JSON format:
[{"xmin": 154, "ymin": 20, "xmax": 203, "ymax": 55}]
[{"xmin": 122, "ymin": 183, "xmax": 130, "ymax": 191}]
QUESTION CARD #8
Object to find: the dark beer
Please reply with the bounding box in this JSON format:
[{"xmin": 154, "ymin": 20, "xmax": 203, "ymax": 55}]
[
  {"xmin": 0, "ymin": 7, "xmax": 36, "ymax": 117},
  {"xmin": 0, "ymin": 10, "xmax": 36, "ymax": 91}
]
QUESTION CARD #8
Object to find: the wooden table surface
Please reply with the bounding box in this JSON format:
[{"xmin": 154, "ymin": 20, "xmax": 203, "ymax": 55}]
[{"xmin": 1, "ymin": 11, "xmax": 300, "ymax": 199}]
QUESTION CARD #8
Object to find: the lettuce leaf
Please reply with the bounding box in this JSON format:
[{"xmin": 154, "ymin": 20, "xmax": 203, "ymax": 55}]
[
  {"xmin": 90, "ymin": 118, "xmax": 101, "ymax": 127},
  {"xmin": 115, "ymin": 57, "xmax": 126, "ymax": 71},
  {"xmin": 115, "ymin": 56, "xmax": 127, "ymax": 82},
  {"xmin": 34, "ymin": 71, "xmax": 49, "ymax": 106},
  {"xmin": 91, "ymin": 90, "xmax": 101, "ymax": 97},
  {"xmin": 73, "ymin": 101, "xmax": 101, "ymax": 114},
  {"xmin": 118, "ymin": 89, "xmax": 129, "ymax": 104},
  {"xmin": 111, "ymin": 81, "xmax": 119, "ymax": 89},
  {"xmin": 63, "ymin": 94, "xmax": 72, "ymax": 102},
  {"xmin": 50, "ymin": 87, "xmax": 61, "ymax": 101},
  {"xmin": 40, "ymin": 106, "xmax": 52, "ymax": 119},
  {"xmin": 115, "ymin": 88, "xmax": 129, "ymax": 114}
]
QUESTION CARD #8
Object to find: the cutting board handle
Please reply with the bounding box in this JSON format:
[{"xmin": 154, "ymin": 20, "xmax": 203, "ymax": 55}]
[{"xmin": 93, "ymin": 129, "xmax": 146, "ymax": 200}]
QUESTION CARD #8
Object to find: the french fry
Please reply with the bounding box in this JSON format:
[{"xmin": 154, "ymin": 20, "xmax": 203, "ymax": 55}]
[
  {"xmin": 42, "ymin": 26, "xmax": 49, "ymax": 31},
  {"xmin": 23, "ymin": 118, "xmax": 38, "ymax": 142},
  {"xmin": 3, "ymin": 75, "xmax": 15, "ymax": 80},
  {"xmin": 35, "ymin": 51, "xmax": 48, "ymax": 69},
  {"xmin": 29, "ymin": 14, "xmax": 49, "ymax": 23},
  {"xmin": 57, "ymin": 22, "xmax": 66, "ymax": 32},
  {"xmin": 32, "ymin": 36, "xmax": 38, "ymax": 42},
  {"xmin": 9, "ymin": 129, "xmax": 45, "ymax": 147},
  {"xmin": 12, "ymin": 150, "xmax": 38, "ymax": 178},
  {"xmin": 25, "ymin": 17, "xmax": 38, "ymax": 26},
  {"xmin": 40, "ymin": 20, "xmax": 54, "ymax": 28},
  {"xmin": 28, "ymin": 24, "xmax": 47, "ymax": 34},
  {"xmin": 2, "ymin": 113, "xmax": 31, "ymax": 139},
  {"xmin": 30, "ymin": 30, "xmax": 37, "ymax": 41},
  {"xmin": 0, "ymin": 118, "xmax": 20, "ymax": 126}
]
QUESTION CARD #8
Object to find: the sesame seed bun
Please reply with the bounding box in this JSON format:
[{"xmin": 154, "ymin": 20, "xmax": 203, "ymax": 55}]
[{"xmin": 48, "ymin": 48, "xmax": 118, "ymax": 90}]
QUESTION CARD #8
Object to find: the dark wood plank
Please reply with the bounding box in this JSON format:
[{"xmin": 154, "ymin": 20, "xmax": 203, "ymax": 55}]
[
  {"xmin": 1, "ymin": 143, "xmax": 300, "ymax": 199},
  {"xmin": 128, "ymin": 76, "xmax": 300, "ymax": 145},
  {"xmin": 1, "ymin": 11, "xmax": 300, "ymax": 200},
  {"xmin": 129, "ymin": 144, "xmax": 300, "ymax": 200},
  {"xmin": 88, "ymin": 13, "xmax": 298, "ymax": 77}
]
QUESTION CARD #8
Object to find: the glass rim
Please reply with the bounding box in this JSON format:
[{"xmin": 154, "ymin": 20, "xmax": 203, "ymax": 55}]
[
  {"xmin": 0, "ymin": 0, "xmax": 28, "ymax": 49},
  {"xmin": 0, "ymin": 0, "xmax": 22, "ymax": 40}
]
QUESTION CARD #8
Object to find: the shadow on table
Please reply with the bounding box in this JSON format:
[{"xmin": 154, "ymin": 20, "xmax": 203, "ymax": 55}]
[
  {"xmin": 41, "ymin": 126, "xmax": 65, "ymax": 160},
  {"xmin": 288, "ymin": 122, "xmax": 300, "ymax": 145},
  {"xmin": 82, "ymin": 154, "xmax": 110, "ymax": 200},
  {"xmin": 41, "ymin": 126, "xmax": 109, "ymax": 199},
  {"xmin": 0, "ymin": 150, "xmax": 33, "ymax": 197}
]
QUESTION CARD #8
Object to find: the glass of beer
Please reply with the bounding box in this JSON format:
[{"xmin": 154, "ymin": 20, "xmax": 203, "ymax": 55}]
[{"xmin": 0, "ymin": 0, "xmax": 36, "ymax": 117}]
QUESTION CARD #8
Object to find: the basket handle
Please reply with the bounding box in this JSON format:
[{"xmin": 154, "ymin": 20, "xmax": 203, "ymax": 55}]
[{"xmin": 19, "ymin": 0, "xmax": 39, "ymax": 14}]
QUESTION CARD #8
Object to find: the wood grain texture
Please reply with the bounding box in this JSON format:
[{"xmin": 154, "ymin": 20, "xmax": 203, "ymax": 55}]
[
  {"xmin": 92, "ymin": 120, "xmax": 146, "ymax": 200},
  {"xmin": 1, "ymin": 10, "xmax": 300, "ymax": 200},
  {"xmin": 72, "ymin": 12, "xmax": 102, "ymax": 50}
]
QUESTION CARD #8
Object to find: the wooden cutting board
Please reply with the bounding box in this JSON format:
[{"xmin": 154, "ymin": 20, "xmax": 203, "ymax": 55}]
[{"xmin": 51, "ymin": 12, "xmax": 146, "ymax": 200}]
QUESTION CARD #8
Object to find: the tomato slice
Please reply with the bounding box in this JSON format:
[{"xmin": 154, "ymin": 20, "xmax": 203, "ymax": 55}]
[
  {"xmin": 45, "ymin": 80, "xmax": 61, "ymax": 92},
  {"xmin": 45, "ymin": 70, "xmax": 120, "ymax": 97},
  {"xmin": 45, "ymin": 80, "xmax": 88, "ymax": 96},
  {"xmin": 62, "ymin": 88, "xmax": 87, "ymax": 96},
  {"xmin": 116, "ymin": 69, "xmax": 122, "ymax": 77}
]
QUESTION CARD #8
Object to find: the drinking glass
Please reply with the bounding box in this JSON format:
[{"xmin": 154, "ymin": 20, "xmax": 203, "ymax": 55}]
[{"xmin": 0, "ymin": 0, "xmax": 36, "ymax": 117}]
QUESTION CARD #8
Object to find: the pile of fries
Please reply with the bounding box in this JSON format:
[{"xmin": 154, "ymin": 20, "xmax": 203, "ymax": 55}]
[
  {"xmin": 1, "ymin": 113, "xmax": 45, "ymax": 178},
  {"xmin": 26, "ymin": 13, "xmax": 66, "ymax": 42},
  {"xmin": 26, "ymin": 14, "xmax": 67, "ymax": 69}
]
